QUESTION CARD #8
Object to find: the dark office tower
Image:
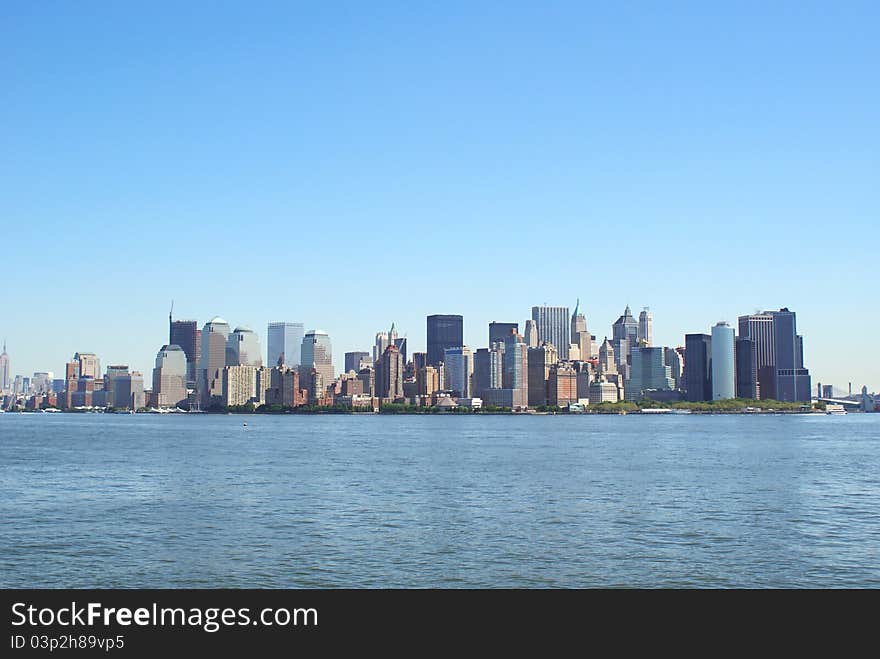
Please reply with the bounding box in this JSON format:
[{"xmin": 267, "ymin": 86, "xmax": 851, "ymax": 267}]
[
  {"xmin": 169, "ymin": 319, "xmax": 199, "ymax": 384},
  {"xmin": 684, "ymin": 334, "xmax": 712, "ymax": 402},
  {"xmin": 735, "ymin": 337, "xmax": 758, "ymax": 399},
  {"xmin": 737, "ymin": 312, "xmax": 775, "ymax": 400},
  {"xmin": 393, "ymin": 337, "xmax": 407, "ymax": 364},
  {"xmin": 412, "ymin": 352, "xmax": 428, "ymax": 374},
  {"xmin": 489, "ymin": 322, "xmax": 518, "ymax": 345},
  {"xmin": 426, "ymin": 315, "xmax": 463, "ymax": 366},
  {"xmin": 473, "ymin": 348, "xmax": 491, "ymax": 400},
  {"xmin": 344, "ymin": 351, "xmax": 370, "ymax": 374},
  {"xmin": 769, "ymin": 308, "xmax": 811, "ymax": 402}
]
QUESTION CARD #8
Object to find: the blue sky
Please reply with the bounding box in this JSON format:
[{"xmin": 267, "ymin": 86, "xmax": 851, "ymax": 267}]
[{"xmin": 2, "ymin": 1, "xmax": 877, "ymax": 391}]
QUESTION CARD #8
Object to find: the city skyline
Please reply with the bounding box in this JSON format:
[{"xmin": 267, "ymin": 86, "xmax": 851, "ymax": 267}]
[
  {"xmin": 3, "ymin": 4, "xmax": 877, "ymax": 391},
  {"xmin": 0, "ymin": 298, "xmax": 873, "ymax": 398}
]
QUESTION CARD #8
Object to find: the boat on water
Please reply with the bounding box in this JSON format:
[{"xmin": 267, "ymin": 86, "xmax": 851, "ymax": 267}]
[{"xmin": 825, "ymin": 403, "xmax": 847, "ymax": 415}]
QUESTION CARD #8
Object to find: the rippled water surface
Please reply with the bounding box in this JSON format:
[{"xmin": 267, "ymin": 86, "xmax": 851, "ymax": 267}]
[{"xmin": 1, "ymin": 413, "xmax": 878, "ymax": 587}]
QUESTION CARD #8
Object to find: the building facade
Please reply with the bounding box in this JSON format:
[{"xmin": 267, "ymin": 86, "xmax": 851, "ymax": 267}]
[
  {"xmin": 711, "ymin": 322, "xmax": 736, "ymax": 400},
  {"xmin": 300, "ymin": 329, "xmax": 334, "ymax": 395},
  {"xmin": 531, "ymin": 305, "xmax": 570, "ymax": 360},
  {"xmin": 152, "ymin": 344, "xmax": 188, "ymax": 408},
  {"xmin": 344, "ymin": 351, "xmax": 371, "ymax": 374},
  {"xmin": 684, "ymin": 333, "xmax": 712, "ymax": 402},
  {"xmin": 199, "ymin": 317, "xmax": 230, "ymax": 405},
  {"xmin": 612, "ymin": 306, "xmax": 639, "ymax": 368},
  {"xmin": 169, "ymin": 319, "xmax": 200, "ymax": 384},
  {"xmin": 443, "ymin": 346, "xmax": 474, "ymax": 398},
  {"xmin": 426, "ymin": 315, "xmax": 463, "ymax": 367},
  {"xmin": 489, "ymin": 322, "xmax": 518, "ymax": 345},
  {"xmin": 228, "ymin": 326, "xmax": 263, "ymax": 367},
  {"xmin": 267, "ymin": 321, "xmax": 304, "ymax": 368},
  {"xmin": 625, "ymin": 346, "xmax": 674, "ymax": 401},
  {"xmin": 735, "ymin": 337, "xmax": 758, "ymax": 399}
]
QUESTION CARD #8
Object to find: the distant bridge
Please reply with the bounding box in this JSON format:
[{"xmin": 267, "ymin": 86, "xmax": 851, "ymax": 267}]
[{"xmin": 813, "ymin": 397, "xmax": 862, "ymax": 408}]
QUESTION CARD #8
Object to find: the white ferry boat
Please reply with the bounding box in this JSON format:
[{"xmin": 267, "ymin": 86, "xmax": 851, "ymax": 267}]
[{"xmin": 825, "ymin": 403, "xmax": 847, "ymax": 415}]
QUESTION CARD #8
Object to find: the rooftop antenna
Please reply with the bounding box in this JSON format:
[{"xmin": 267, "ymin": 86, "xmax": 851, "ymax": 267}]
[{"xmin": 169, "ymin": 300, "xmax": 174, "ymax": 323}]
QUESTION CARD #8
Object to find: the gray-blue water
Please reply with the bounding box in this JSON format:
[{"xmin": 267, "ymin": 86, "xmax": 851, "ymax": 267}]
[{"xmin": 1, "ymin": 413, "xmax": 878, "ymax": 588}]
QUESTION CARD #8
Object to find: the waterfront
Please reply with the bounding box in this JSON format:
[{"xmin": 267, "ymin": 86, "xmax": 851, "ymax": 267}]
[{"xmin": 1, "ymin": 413, "xmax": 878, "ymax": 588}]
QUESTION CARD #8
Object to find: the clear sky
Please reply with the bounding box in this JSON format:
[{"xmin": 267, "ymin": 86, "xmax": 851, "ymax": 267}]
[{"xmin": 2, "ymin": 1, "xmax": 877, "ymax": 392}]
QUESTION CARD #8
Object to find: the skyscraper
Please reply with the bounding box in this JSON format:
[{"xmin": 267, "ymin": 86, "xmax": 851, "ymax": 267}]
[
  {"xmin": 426, "ymin": 315, "xmax": 463, "ymax": 366},
  {"xmin": 684, "ymin": 333, "xmax": 712, "ymax": 402},
  {"xmin": 374, "ymin": 343, "xmax": 404, "ymax": 400},
  {"xmin": 503, "ymin": 331, "xmax": 529, "ymax": 408},
  {"xmin": 373, "ymin": 330, "xmax": 391, "ymax": 364},
  {"xmin": 548, "ymin": 362, "xmax": 578, "ymax": 407},
  {"xmin": 769, "ymin": 308, "xmax": 811, "ymax": 402},
  {"xmin": 473, "ymin": 348, "xmax": 491, "ymax": 400},
  {"xmin": 489, "ymin": 322, "xmax": 518, "ymax": 345},
  {"xmin": 738, "ymin": 309, "xmax": 811, "ymax": 402},
  {"xmin": 527, "ymin": 343, "xmax": 558, "ymax": 407},
  {"xmin": 112, "ymin": 371, "xmax": 145, "ymax": 411},
  {"xmin": 200, "ymin": 316, "xmax": 230, "ymax": 404},
  {"xmin": 267, "ymin": 322, "xmax": 304, "ymax": 368},
  {"xmin": 664, "ymin": 347, "xmax": 683, "ymax": 390},
  {"xmin": 169, "ymin": 318, "xmax": 199, "ymax": 384},
  {"xmin": 570, "ymin": 300, "xmax": 591, "ymax": 362},
  {"xmin": 0, "ymin": 341, "xmax": 10, "ymax": 394},
  {"xmin": 300, "ymin": 329, "xmax": 334, "ymax": 393},
  {"xmin": 228, "ymin": 326, "xmax": 263, "ymax": 367},
  {"xmin": 737, "ymin": 313, "xmax": 775, "ymax": 399},
  {"xmin": 612, "ymin": 306, "xmax": 639, "ymax": 368},
  {"xmin": 393, "ymin": 337, "xmax": 407, "ymax": 364},
  {"xmin": 344, "ymin": 351, "xmax": 371, "ymax": 374},
  {"xmin": 711, "ymin": 322, "xmax": 736, "ymax": 400},
  {"xmin": 531, "ymin": 306, "xmax": 570, "ymax": 360},
  {"xmin": 524, "ymin": 320, "xmax": 538, "ymax": 348},
  {"xmin": 638, "ymin": 308, "xmax": 653, "ymax": 346},
  {"xmin": 625, "ymin": 347, "xmax": 674, "ymax": 401},
  {"xmin": 73, "ymin": 352, "xmax": 101, "ymax": 379},
  {"xmin": 222, "ymin": 365, "xmax": 258, "ymax": 407},
  {"xmin": 735, "ymin": 337, "xmax": 758, "ymax": 399},
  {"xmin": 152, "ymin": 345, "xmax": 188, "ymax": 409},
  {"xmin": 443, "ymin": 346, "xmax": 474, "ymax": 398},
  {"xmin": 598, "ymin": 338, "xmax": 616, "ymax": 374}
]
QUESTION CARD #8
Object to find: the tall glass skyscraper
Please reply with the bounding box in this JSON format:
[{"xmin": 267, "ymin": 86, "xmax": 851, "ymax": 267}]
[
  {"xmin": 169, "ymin": 319, "xmax": 199, "ymax": 384},
  {"xmin": 444, "ymin": 346, "xmax": 474, "ymax": 398},
  {"xmin": 738, "ymin": 308, "xmax": 811, "ymax": 401},
  {"xmin": 711, "ymin": 322, "xmax": 736, "ymax": 400},
  {"xmin": 426, "ymin": 315, "xmax": 463, "ymax": 366},
  {"xmin": 684, "ymin": 333, "xmax": 712, "ymax": 402},
  {"xmin": 769, "ymin": 308, "xmax": 811, "ymax": 402},
  {"xmin": 625, "ymin": 346, "xmax": 674, "ymax": 401},
  {"xmin": 531, "ymin": 306, "xmax": 570, "ymax": 360},
  {"xmin": 737, "ymin": 312, "xmax": 775, "ymax": 399},
  {"xmin": 267, "ymin": 322, "xmax": 304, "ymax": 368}
]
